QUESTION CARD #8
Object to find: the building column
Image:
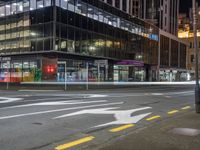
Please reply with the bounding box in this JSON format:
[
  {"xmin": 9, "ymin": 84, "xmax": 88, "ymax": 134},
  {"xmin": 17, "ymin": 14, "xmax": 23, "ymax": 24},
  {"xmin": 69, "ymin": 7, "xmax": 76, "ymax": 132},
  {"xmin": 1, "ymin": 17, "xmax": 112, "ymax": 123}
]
[
  {"xmin": 178, "ymin": 42, "xmax": 180, "ymax": 68},
  {"xmin": 157, "ymin": 32, "xmax": 161, "ymax": 81},
  {"xmin": 169, "ymin": 39, "xmax": 171, "ymax": 67},
  {"xmin": 143, "ymin": 0, "xmax": 146, "ymax": 19},
  {"xmin": 112, "ymin": 0, "xmax": 115, "ymax": 7},
  {"xmin": 120, "ymin": 0, "xmax": 123, "ymax": 10},
  {"xmin": 52, "ymin": 0, "xmax": 56, "ymax": 51},
  {"xmin": 129, "ymin": 0, "xmax": 133, "ymax": 16},
  {"xmin": 126, "ymin": 0, "xmax": 130, "ymax": 14}
]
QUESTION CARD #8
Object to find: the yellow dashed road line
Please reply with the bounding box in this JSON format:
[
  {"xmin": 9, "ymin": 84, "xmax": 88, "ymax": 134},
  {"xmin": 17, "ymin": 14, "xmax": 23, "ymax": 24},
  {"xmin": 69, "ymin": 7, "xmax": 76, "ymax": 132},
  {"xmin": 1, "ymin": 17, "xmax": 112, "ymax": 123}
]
[
  {"xmin": 168, "ymin": 110, "xmax": 179, "ymax": 115},
  {"xmin": 146, "ymin": 115, "xmax": 161, "ymax": 121},
  {"xmin": 55, "ymin": 136, "xmax": 95, "ymax": 150},
  {"xmin": 109, "ymin": 124, "xmax": 134, "ymax": 132},
  {"xmin": 55, "ymin": 106, "xmax": 191, "ymax": 150},
  {"xmin": 181, "ymin": 106, "xmax": 191, "ymax": 110}
]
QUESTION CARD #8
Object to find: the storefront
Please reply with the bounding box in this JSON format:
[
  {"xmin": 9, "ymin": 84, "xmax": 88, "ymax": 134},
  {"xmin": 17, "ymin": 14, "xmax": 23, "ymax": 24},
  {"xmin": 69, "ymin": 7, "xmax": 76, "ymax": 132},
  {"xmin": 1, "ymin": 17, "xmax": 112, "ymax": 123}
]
[
  {"xmin": 0, "ymin": 0, "xmax": 167, "ymax": 83},
  {"xmin": 57, "ymin": 59, "xmax": 109, "ymax": 82},
  {"xmin": 0, "ymin": 57, "xmax": 41, "ymax": 82},
  {"xmin": 159, "ymin": 69, "xmax": 189, "ymax": 81},
  {"xmin": 114, "ymin": 60, "xmax": 145, "ymax": 82}
]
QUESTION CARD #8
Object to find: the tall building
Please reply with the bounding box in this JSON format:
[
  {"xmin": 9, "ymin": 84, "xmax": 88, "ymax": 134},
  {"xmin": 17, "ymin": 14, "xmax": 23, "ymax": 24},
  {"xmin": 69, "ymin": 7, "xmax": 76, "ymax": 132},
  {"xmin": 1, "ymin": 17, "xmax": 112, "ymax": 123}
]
[
  {"xmin": 178, "ymin": 7, "xmax": 200, "ymax": 80},
  {"xmin": 100, "ymin": 0, "xmax": 142, "ymax": 18},
  {"xmin": 142, "ymin": 0, "xmax": 179, "ymax": 36},
  {"xmin": 102, "ymin": 0, "xmax": 179, "ymax": 36},
  {"xmin": 0, "ymin": 0, "xmax": 186, "ymax": 83}
]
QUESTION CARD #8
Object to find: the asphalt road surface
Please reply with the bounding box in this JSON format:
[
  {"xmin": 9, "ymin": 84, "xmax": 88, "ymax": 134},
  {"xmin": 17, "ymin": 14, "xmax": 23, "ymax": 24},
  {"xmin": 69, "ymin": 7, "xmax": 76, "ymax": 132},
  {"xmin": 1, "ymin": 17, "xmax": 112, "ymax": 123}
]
[{"xmin": 0, "ymin": 85, "xmax": 195, "ymax": 150}]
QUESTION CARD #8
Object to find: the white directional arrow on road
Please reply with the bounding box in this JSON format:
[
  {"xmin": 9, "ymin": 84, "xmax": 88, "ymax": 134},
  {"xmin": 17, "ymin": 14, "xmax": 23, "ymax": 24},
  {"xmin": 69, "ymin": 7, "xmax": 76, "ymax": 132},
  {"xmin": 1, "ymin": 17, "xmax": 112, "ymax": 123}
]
[
  {"xmin": 0, "ymin": 97, "xmax": 23, "ymax": 103},
  {"xmin": 54, "ymin": 107, "xmax": 152, "ymax": 127}
]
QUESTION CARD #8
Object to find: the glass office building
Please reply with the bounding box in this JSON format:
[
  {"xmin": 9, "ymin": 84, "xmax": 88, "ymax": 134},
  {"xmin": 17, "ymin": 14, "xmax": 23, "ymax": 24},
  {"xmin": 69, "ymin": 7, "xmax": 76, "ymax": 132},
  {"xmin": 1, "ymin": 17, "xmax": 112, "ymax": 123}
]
[{"xmin": 0, "ymin": 0, "xmax": 159, "ymax": 82}]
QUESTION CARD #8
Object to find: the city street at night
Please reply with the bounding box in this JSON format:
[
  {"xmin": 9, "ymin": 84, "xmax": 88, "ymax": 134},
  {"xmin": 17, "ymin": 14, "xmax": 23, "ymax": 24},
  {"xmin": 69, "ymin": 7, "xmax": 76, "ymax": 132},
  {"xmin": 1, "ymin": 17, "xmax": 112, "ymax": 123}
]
[{"xmin": 0, "ymin": 85, "xmax": 198, "ymax": 150}]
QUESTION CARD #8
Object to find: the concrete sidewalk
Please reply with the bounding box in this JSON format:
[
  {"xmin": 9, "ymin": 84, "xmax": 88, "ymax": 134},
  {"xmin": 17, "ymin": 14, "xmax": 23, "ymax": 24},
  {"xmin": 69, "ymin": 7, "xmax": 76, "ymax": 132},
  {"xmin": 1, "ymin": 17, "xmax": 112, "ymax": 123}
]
[{"xmin": 100, "ymin": 111, "xmax": 200, "ymax": 150}]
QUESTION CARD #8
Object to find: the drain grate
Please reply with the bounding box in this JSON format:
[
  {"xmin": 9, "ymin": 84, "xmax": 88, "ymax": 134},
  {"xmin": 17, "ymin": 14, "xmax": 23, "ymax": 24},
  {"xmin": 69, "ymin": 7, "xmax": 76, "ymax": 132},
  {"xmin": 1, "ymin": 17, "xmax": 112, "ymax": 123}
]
[{"xmin": 170, "ymin": 128, "xmax": 200, "ymax": 136}]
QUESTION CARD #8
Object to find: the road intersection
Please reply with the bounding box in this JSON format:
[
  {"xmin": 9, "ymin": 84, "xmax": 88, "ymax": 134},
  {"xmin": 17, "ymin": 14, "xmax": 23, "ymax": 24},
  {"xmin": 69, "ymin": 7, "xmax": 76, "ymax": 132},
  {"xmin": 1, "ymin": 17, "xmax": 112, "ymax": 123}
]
[{"xmin": 0, "ymin": 85, "xmax": 195, "ymax": 150}]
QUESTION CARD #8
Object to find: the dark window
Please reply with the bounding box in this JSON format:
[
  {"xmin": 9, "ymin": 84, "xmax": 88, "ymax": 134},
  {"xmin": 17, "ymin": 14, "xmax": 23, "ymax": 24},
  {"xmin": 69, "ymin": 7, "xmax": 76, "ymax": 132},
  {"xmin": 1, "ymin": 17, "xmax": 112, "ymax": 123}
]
[
  {"xmin": 44, "ymin": 39, "xmax": 52, "ymax": 51},
  {"xmin": 122, "ymin": 0, "xmax": 127, "ymax": 11},
  {"xmin": 191, "ymin": 55, "xmax": 194, "ymax": 63},
  {"xmin": 115, "ymin": 0, "xmax": 120, "ymax": 8},
  {"xmin": 190, "ymin": 42, "xmax": 192, "ymax": 48},
  {"xmin": 107, "ymin": 0, "xmax": 112, "ymax": 5}
]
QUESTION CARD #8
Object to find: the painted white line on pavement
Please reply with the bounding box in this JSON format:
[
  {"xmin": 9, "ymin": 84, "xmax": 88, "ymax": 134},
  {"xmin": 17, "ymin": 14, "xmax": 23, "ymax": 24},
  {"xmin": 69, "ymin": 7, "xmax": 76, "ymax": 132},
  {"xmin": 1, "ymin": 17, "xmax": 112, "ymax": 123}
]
[
  {"xmin": 0, "ymin": 102, "xmax": 124, "ymax": 120},
  {"xmin": 54, "ymin": 107, "xmax": 152, "ymax": 128},
  {"xmin": 18, "ymin": 90, "xmax": 64, "ymax": 92},
  {"xmin": 0, "ymin": 97, "xmax": 23, "ymax": 103},
  {"xmin": 166, "ymin": 91, "xmax": 193, "ymax": 95},
  {"xmin": 14, "ymin": 97, "xmax": 82, "ymax": 103},
  {"xmin": 21, "ymin": 81, "xmax": 196, "ymax": 85},
  {"xmin": 0, "ymin": 100, "xmax": 108, "ymax": 110}
]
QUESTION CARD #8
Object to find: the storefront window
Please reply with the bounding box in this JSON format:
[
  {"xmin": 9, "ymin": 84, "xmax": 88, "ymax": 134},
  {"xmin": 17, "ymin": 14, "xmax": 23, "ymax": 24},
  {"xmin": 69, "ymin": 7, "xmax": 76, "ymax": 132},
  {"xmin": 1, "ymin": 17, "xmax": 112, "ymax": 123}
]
[{"xmin": 0, "ymin": 62, "xmax": 10, "ymax": 82}]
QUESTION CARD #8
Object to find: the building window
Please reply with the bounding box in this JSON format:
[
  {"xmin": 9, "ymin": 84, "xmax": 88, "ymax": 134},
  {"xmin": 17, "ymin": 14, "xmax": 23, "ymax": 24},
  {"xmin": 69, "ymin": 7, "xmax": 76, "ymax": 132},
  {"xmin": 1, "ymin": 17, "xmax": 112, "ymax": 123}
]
[
  {"xmin": 122, "ymin": 0, "xmax": 127, "ymax": 11},
  {"xmin": 165, "ymin": 4, "xmax": 167, "ymax": 14},
  {"xmin": 0, "ymin": 6, "xmax": 5, "ymax": 17},
  {"xmin": 44, "ymin": 0, "xmax": 51, "ymax": 7},
  {"xmin": 30, "ymin": 0, "xmax": 37, "ymax": 10},
  {"xmin": 190, "ymin": 42, "xmax": 192, "ymax": 48},
  {"xmin": 191, "ymin": 55, "xmax": 194, "ymax": 63},
  {"xmin": 115, "ymin": 0, "xmax": 120, "ymax": 8},
  {"xmin": 107, "ymin": 0, "xmax": 112, "ymax": 5},
  {"xmin": 24, "ymin": 0, "xmax": 30, "ymax": 12},
  {"xmin": 37, "ymin": 0, "xmax": 44, "ymax": 9}
]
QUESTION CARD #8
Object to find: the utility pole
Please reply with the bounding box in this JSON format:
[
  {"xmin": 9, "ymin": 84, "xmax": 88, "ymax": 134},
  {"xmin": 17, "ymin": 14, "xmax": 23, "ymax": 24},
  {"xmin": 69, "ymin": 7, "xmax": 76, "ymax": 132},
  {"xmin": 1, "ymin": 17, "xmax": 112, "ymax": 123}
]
[{"xmin": 193, "ymin": 0, "xmax": 200, "ymax": 113}]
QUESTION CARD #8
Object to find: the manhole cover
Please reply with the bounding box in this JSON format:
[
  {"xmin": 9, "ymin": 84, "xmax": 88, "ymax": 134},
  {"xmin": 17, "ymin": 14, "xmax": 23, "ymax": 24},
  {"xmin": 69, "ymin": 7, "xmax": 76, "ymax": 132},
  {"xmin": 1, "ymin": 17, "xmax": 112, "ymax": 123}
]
[{"xmin": 170, "ymin": 128, "xmax": 200, "ymax": 136}]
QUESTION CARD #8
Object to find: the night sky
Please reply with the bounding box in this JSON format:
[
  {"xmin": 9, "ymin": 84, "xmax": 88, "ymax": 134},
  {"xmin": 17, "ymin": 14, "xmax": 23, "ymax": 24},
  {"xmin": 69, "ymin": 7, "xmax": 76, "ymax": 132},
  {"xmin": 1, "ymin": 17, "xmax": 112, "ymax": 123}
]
[{"xmin": 180, "ymin": 0, "xmax": 200, "ymax": 14}]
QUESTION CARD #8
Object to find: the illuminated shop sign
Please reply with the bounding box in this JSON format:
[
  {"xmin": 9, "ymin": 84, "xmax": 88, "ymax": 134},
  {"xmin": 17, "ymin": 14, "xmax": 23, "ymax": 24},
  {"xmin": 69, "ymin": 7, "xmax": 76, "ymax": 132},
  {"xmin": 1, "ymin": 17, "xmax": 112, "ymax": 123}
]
[
  {"xmin": 149, "ymin": 34, "xmax": 159, "ymax": 41},
  {"xmin": 116, "ymin": 60, "xmax": 144, "ymax": 67}
]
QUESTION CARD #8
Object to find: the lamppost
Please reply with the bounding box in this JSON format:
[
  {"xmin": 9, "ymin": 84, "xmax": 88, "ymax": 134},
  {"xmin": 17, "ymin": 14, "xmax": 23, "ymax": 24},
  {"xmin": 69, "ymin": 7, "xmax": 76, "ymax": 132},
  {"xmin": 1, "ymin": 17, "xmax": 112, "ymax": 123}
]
[{"xmin": 192, "ymin": 0, "xmax": 200, "ymax": 113}]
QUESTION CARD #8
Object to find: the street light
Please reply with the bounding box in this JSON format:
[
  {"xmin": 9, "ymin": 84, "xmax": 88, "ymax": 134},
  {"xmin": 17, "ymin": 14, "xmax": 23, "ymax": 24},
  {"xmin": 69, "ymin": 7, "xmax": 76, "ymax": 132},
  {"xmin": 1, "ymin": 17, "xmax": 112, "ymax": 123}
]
[{"xmin": 192, "ymin": 0, "xmax": 200, "ymax": 113}]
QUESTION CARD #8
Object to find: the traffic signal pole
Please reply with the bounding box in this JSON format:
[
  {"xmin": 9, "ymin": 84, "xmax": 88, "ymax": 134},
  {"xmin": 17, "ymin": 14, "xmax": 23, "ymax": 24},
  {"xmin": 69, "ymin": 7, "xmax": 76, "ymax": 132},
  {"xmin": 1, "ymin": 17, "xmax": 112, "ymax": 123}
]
[{"xmin": 193, "ymin": 0, "xmax": 200, "ymax": 113}]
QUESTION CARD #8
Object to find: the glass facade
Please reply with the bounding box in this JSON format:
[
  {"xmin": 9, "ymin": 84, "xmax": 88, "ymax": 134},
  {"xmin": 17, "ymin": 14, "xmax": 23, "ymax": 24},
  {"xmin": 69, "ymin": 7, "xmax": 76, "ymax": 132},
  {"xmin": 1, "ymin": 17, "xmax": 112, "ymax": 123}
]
[
  {"xmin": 0, "ymin": 0, "xmax": 161, "ymax": 82},
  {"xmin": 159, "ymin": 34, "xmax": 187, "ymax": 82},
  {"xmin": 0, "ymin": 57, "xmax": 41, "ymax": 82}
]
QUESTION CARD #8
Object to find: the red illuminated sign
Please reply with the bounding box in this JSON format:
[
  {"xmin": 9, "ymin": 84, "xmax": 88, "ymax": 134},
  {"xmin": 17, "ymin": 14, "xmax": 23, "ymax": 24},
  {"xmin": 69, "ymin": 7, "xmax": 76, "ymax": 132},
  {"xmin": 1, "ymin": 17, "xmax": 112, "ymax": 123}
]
[{"xmin": 46, "ymin": 65, "xmax": 56, "ymax": 74}]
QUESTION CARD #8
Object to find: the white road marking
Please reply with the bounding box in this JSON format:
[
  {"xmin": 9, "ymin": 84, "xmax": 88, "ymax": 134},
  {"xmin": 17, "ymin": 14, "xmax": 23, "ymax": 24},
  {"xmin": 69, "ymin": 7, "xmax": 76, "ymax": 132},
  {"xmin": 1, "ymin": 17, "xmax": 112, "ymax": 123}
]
[
  {"xmin": 85, "ymin": 94, "xmax": 108, "ymax": 98},
  {"xmin": 151, "ymin": 93, "xmax": 164, "ymax": 96},
  {"xmin": 0, "ymin": 100, "xmax": 108, "ymax": 110},
  {"xmin": 0, "ymin": 102, "xmax": 123, "ymax": 120},
  {"xmin": 54, "ymin": 107, "xmax": 152, "ymax": 127},
  {"xmin": 166, "ymin": 91, "xmax": 193, "ymax": 95},
  {"xmin": 0, "ymin": 97, "xmax": 23, "ymax": 103}
]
